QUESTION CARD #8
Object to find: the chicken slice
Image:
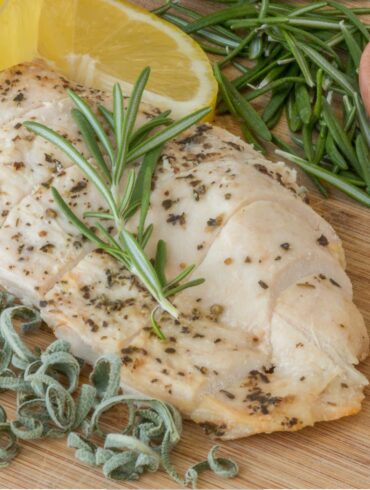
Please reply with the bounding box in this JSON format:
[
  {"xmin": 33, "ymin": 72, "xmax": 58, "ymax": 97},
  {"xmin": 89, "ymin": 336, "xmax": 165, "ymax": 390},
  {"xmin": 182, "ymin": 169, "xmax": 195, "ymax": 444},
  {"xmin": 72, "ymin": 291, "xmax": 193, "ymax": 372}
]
[
  {"xmin": 143, "ymin": 159, "xmax": 345, "ymax": 279},
  {"xmin": 175, "ymin": 200, "xmax": 352, "ymax": 333},
  {"xmin": 41, "ymin": 250, "xmax": 152, "ymax": 355},
  {"xmin": 38, "ymin": 81, "xmax": 366, "ymax": 440},
  {"xmin": 0, "ymin": 166, "xmax": 109, "ymax": 304},
  {"xmin": 191, "ymin": 274, "xmax": 368, "ymax": 439},
  {"xmin": 0, "ymin": 99, "xmax": 89, "ymax": 224}
]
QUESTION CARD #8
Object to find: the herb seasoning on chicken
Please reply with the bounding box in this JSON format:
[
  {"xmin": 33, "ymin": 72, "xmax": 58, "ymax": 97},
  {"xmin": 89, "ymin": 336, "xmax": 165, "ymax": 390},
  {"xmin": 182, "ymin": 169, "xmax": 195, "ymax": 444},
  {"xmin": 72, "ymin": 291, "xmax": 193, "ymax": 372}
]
[{"xmin": 0, "ymin": 61, "xmax": 368, "ymax": 439}]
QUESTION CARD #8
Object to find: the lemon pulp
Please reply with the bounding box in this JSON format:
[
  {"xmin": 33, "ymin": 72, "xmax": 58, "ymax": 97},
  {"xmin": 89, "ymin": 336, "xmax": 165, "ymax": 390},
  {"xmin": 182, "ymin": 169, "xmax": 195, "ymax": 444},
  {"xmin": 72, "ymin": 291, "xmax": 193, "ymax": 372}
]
[{"xmin": 0, "ymin": 0, "xmax": 42, "ymax": 71}]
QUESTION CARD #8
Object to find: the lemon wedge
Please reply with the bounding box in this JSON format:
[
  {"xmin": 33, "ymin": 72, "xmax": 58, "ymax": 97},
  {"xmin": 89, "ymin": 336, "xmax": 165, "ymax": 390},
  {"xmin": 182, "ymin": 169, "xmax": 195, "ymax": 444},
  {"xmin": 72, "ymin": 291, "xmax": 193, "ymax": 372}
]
[{"xmin": 0, "ymin": 0, "xmax": 217, "ymax": 119}]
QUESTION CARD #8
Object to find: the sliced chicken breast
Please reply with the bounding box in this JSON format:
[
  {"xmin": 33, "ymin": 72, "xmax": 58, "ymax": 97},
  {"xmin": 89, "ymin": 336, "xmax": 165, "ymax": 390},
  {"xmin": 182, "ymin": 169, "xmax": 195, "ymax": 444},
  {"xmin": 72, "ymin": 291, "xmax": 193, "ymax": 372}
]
[
  {"xmin": 0, "ymin": 61, "xmax": 366, "ymax": 439},
  {"xmin": 175, "ymin": 199, "xmax": 352, "ymax": 333},
  {"xmin": 0, "ymin": 165, "xmax": 109, "ymax": 304}
]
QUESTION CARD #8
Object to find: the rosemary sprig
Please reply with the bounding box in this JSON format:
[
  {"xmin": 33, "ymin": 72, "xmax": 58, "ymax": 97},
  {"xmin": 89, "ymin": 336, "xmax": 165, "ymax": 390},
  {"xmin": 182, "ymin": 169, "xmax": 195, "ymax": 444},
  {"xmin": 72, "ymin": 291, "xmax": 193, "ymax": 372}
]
[
  {"xmin": 156, "ymin": 1, "xmax": 370, "ymax": 207},
  {"xmin": 276, "ymin": 150, "xmax": 370, "ymax": 206},
  {"xmin": 24, "ymin": 68, "xmax": 210, "ymax": 338},
  {"xmin": 0, "ymin": 297, "xmax": 238, "ymax": 486}
]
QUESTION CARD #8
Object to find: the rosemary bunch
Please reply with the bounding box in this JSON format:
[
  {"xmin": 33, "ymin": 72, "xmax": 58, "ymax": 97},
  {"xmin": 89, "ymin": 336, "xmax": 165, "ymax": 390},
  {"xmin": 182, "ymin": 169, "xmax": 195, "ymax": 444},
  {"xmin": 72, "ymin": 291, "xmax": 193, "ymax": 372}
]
[
  {"xmin": 24, "ymin": 68, "xmax": 210, "ymax": 338},
  {"xmin": 155, "ymin": 1, "xmax": 370, "ymax": 207}
]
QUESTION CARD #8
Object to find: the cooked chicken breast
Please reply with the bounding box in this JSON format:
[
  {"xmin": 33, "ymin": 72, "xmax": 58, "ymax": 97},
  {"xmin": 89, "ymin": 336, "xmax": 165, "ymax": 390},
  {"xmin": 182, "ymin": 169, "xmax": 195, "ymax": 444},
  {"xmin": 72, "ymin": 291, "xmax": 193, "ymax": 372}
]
[{"xmin": 0, "ymin": 61, "xmax": 368, "ymax": 439}]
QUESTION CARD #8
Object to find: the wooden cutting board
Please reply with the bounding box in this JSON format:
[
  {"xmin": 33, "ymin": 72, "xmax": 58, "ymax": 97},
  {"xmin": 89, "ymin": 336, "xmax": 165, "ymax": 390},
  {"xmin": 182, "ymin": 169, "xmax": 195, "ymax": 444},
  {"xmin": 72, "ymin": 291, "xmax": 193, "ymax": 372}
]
[{"xmin": 1, "ymin": 1, "xmax": 370, "ymax": 488}]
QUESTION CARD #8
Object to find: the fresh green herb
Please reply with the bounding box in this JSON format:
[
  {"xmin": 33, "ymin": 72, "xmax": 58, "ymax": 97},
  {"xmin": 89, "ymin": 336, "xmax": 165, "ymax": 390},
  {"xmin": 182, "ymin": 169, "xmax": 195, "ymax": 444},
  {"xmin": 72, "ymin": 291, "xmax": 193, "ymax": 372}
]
[
  {"xmin": 354, "ymin": 93, "xmax": 370, "ymax": 148},
  {"xmin": 218, "ymin": 30, "xmax": 256, "ymax": 67},
  {"xmin": 322, "ymin": 100, "xmax": 361, "ymax": 174},
  {"xmin": 286, "ymin": 92, "xmax": 302, "ymax": 133},
  {"xmin": 356, "ymin": 133, "xmax": 370, "ymax": 192},
  {"xmin": 24, "ymin": 68, "xmax": 209, "ymax": 339},
  {"xmin": 281, "ymin": 29, "xmax": 314, "ymax": 87},
  {"xmin": 248, "ymin": 34, "xmax": 263, "ymax": 60},
  {"xmin": 258, "ymin": 64, "xmax": 287, "ymax": 89},
  {"xmin": 295, "ymin": 83, "xmax": 312, "ymax": 125},
  {"xmin": 326, "ymin": 0, "xmax": 370, "ymax": 41},
  {"xmin": 214, "ymin": 63, "xmax": 271, "ymax": 147},
  {"xmin": 340, "ymin": 21, "xmax": 362, "ymax": 69},
  {"xmin": 313, "ymin": 69, "xmax": 324, "ymax": 120},
  {"xmin": 157, "ymin": 1, "xmax": 370, "ymax": 207},
  {"xmin": 299, "ymin": 44, "xmax": 355, "ymax": 95},
  {"xmin": 0, "ymin": 297, "xmax": 238, "ymax": 486},
  {"xmin": 302, "ymin": 123, "xmax": 314, "ymax": 162},
  {"xmin": 245, "ymin": 76, "xmax": 305, "ymax": 102},
  {"xmin": 262, "ymin": 88, "xmax": 289, "ymax": 126},
  {"xmin": 326, "ymin": 133, "xmax": 348, "ymax": 170},
  {"xmin": 313, "ymin": 122, "xmax": 328, "ymax": 164},
  {"xmin": 287, "ymin": 1, "xmax": 328, "ymax": 18},
  {"xmin": 184, "ymin": 4, "xmax": 258, "ymax": 33},
  {"xmin": 229, "ymin": 17, "xmax": 350, "ymax": 31},
  {"xmin": 276, "ymin": 150, "xmax": 370, "ymax": 207}
]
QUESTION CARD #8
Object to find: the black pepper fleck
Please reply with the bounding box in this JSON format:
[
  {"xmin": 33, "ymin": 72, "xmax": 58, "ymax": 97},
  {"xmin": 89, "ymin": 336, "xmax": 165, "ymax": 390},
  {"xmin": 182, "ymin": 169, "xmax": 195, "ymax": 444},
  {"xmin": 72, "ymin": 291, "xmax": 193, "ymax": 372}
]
[
  {"xmin": 317, "ymin": 234, "xmax": 329, "ymax": 246},
  {"xmin": 220, "ymin": 390, "xmax": 235, "ymax": 400},
  {"xmin": 330, "ymin": 278, "xmax": 341, "ymax": 287}
]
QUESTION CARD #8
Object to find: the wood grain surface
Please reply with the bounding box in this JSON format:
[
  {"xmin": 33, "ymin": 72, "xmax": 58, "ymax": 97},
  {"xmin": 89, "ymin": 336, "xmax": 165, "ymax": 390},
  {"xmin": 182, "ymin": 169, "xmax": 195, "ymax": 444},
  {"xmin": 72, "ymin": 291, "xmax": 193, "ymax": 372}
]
[{"xmin": 1, "ymin": 1, "xmax": 370, "ymax": 488}]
